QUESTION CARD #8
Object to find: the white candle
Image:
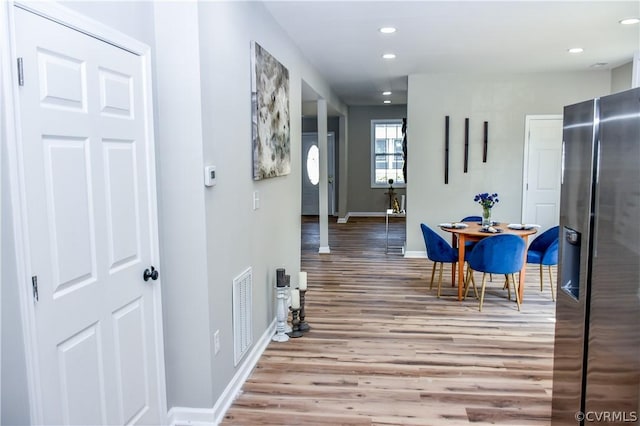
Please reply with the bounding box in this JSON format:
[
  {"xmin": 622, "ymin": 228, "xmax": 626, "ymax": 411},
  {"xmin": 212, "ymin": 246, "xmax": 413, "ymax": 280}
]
[
  {"xmin": 290, "ymin": 289, "xmax": 300, "ymax": 309},
  {"xmin": 299, "ymin": 271, "xmax": 307, "ymax": 291}
]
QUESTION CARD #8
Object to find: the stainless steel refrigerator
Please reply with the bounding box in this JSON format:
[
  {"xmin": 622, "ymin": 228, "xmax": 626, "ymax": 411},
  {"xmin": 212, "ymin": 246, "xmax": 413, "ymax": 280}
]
[{"xmin": 551, "ymin": 87, "xmax": 640, "ymax": 425}]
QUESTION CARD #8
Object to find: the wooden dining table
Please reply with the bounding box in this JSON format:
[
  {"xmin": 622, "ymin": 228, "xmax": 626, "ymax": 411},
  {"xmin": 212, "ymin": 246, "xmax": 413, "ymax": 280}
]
[{"xmin": 440, "ymin": 222, "xmax": 538, "ymax": 301}]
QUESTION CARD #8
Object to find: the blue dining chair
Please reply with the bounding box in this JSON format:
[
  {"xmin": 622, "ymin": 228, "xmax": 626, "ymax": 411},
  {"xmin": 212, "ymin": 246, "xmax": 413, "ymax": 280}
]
[
  {"xmin": 526, "ymin": 225, "xmax": 559, "ymax": 301},
  {"xmin": 464, "ymin": 234, "xmax": 526, "ymax": 311},
  {"xmin": 459, "ymin": 215, "xmax": 492, "ymax": 281},
  {"xmin": 421, "ymin": 224, "xmax": 475, "ymax": 298}
]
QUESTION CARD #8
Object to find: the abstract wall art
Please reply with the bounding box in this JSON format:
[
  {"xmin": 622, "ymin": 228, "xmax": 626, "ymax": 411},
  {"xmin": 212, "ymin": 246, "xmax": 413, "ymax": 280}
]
[{"xmin": 251, "ymin": 41, "xmax": 291, "ymax": 180}]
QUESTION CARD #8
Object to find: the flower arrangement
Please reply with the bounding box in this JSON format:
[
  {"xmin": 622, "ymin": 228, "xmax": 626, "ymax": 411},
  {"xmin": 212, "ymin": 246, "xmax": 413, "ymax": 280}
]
[{"xmin": 474, "ymin": 192, "xmax": 499, "ymax": 209}]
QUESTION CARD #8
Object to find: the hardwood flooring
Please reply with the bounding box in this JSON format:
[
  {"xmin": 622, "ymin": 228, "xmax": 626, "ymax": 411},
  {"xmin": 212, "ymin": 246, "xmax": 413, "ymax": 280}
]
[{"xmin": 222, "ymin": 217, "xmax": 556, "ymax": 425}]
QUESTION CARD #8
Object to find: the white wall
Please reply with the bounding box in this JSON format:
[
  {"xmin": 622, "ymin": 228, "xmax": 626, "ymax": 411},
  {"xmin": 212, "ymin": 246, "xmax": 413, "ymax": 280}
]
[
  {"xmin": 60, "ymin": 0, "xmax": 155, "ymax": 47},
  {"xmin": 405, "ymin": 71, "xmax": 611, "ymax": 254}
]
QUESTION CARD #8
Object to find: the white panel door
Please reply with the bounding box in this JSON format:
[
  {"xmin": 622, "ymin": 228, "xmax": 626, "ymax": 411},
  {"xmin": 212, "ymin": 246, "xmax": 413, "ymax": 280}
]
[
  {"xmin": 15, "ymin": 8, "xmax": 163, "ymax": 425},
  {"xmin": 523, "ymin": 116, "xmax": 563, "ymax": 233}
]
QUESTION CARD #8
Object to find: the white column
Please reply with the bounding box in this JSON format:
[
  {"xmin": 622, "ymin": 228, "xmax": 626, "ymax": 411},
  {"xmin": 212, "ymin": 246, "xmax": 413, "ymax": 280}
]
[
  {"xmin": 337, "ymin": 114, "xmax": 348, "ymax": 221},
  {"xmin": 317, "ymin": 99, "xmax": 330, "ymax": 253}
]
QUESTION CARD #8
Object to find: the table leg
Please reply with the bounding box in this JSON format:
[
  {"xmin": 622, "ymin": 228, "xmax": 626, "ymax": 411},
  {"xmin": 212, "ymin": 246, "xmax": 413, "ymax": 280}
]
[
  {"xmin": 385, "ymin": 212, "xmax": 389, "ymax": 253},
  {"xmin": 518, "ymin": 235, "xmax": 529, "ymax": 301},
  {"xmin": 457, "ymin": 234, "xmax": 466, "ymax": 301},
  {"xmin": 451, "ymin": 235, "xmax": 458, "ymax": 287}
]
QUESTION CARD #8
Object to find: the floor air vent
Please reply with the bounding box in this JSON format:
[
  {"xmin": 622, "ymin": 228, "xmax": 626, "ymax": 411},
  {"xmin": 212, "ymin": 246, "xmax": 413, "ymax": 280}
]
[{"xmin": 233, "ymin": 267, "xmax": 253, "ymax": 365}]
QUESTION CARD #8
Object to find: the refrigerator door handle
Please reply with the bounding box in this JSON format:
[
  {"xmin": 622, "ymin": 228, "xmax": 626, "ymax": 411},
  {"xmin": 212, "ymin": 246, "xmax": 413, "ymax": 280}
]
[
  {"xmin": 592, "ymin": 138, "xmax": 601, "ymax": 258},
  {"xmin": 561, "ymin": 140, "xmax": 565, "ymax": 185}
]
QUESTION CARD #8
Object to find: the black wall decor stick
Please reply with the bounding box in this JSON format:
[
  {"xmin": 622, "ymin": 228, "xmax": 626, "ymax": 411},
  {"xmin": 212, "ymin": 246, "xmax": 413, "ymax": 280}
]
[
  {"xmin": 444, "ymin": 116, "xmax": 450, "ymax": 184},
  {"xmin": 463, "ymin": 118, "xmax": 469, "ymax": 173},
  {"xmin": 483, "ymin": 121, "xmax": 488, "ymax": 163}
]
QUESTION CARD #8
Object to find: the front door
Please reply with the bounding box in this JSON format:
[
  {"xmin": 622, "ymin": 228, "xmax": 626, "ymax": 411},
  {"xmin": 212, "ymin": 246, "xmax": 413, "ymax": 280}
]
[
  {"xmin": 301, "ymin": 132, "xmax": 335, "ymax": 215},
  {"xmin": 15, "ymin": 7, "xmax": 164, "ymax": 424}
]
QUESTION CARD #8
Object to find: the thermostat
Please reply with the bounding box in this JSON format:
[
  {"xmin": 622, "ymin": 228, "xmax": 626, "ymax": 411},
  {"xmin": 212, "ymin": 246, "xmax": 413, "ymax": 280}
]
[{"xmin": 204, "ymin": 165, "xmax": 216, "ymax": 187}]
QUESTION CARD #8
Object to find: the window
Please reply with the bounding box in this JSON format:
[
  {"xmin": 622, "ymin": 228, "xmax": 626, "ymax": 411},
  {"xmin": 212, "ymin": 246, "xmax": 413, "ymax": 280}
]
[
  {"xmin": 371, "ymin": 119, "xmax": 405, "ymax": 187},
  {"xmin": 306, "ymin": 144, "xmax": 319, "ymax": 185}
]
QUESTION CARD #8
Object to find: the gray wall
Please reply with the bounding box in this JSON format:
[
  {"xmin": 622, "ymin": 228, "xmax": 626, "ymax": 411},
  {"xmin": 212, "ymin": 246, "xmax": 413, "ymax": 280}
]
[
  {"xmin": 405, "ymin": 71, "xmax": 611, "ymax": 253},
  {"xmin": 157, "ymin": 0, "xmax": 347, "ymax": 410},
  {"xmin": 347, "ymin": 105, "xmax": 407, "ymax": 213},
  {"xmin": 611, "ymin": 61, "xmax": 633, "ymax": 93}
]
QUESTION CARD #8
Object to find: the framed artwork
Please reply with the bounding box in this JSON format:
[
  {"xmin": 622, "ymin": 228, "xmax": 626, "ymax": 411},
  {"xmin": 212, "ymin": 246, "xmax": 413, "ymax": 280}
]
[{"xmin": 251, "ymin": 41, "xmax": 291, "ymax": 180}]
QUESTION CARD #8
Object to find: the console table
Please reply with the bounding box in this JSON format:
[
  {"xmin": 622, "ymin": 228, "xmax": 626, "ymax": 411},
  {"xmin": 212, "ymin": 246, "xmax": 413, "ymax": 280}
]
[{"xmin": 385, "ymin": 209, "xmax": 406, "ymax": 254}]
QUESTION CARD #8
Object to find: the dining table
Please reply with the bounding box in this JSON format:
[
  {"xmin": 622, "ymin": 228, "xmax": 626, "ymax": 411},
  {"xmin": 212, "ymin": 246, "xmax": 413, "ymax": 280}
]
[{"xmin": 440, "ymin": 221, "xmax": 538, "ymax": 301}]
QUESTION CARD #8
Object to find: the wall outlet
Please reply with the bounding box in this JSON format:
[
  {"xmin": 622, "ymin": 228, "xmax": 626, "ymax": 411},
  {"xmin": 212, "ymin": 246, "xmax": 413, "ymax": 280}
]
[
  {"xmin": 214, "ymin": 330, "xmax": 221, "ymax": 355},
  {"xmin": 253, "ymin": 191, "xmax": 260, "ymax": 210}
]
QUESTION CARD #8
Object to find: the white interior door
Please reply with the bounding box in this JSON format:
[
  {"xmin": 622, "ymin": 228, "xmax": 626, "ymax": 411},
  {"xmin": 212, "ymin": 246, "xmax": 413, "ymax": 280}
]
[
  {"xmin": 301, "ymin": 132, "xmax": 335, "ymax": 215},
  {"xmin": 15, "ymin": 7, "xmax": 163, "ymax": 425},
  {"xmin": 523, "ymin": 115, "xmax": 563, "ymax": 233}
]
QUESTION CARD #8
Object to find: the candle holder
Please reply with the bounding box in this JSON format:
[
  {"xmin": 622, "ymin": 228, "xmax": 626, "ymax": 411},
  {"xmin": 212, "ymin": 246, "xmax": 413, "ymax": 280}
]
[
  {"xmin": 287, "ymin": 307, "xmax": 304, "ymax": 338},
  {"xmin": 298, "ymin": 289, "xmax": 311, "ymax": 332},
  {"xmin": 272, "ymin": 285, "xmax": 289, "ymax": 342}
]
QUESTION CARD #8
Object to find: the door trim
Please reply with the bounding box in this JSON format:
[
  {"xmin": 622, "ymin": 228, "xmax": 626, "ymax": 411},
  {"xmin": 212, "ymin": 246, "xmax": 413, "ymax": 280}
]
[
  {"xmin": 521, "ymin": 114, "xmax": 562, "ymax": 223},
  {"xmin": 3, "ymin": 2, "xmax": 167, "ymax": 423}
]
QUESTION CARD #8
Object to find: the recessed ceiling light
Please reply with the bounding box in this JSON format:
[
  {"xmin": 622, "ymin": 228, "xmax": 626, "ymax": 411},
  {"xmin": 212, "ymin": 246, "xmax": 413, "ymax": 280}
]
[
  {"xmin": 590, "ymin": 62, "xmax": 608, "ymax": 68},
  {"xmin": 382, "ymin": 91, "xmax": 392, "ymax": 96},
  {"xmin": 382, "ymin": 53, "xmax": 396, "ymax": 60},
  {"xmin": 383, "ymin": 100, "xmax": 392, "ymax": 104},
  {"xmin": 568, "ymin": 47, "xmax": 584, "ymax": 54},
  {"xmin": 619, "ymin": 17, "xmax": 640, "ymax": 25},
  {"xmin": 379, "ymin": 27, "xmax": 397, "ymax": 34}
]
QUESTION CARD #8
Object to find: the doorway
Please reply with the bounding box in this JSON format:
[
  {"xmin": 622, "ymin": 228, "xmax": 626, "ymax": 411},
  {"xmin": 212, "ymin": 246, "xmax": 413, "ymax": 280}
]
[
  {"xmin": 9, "ymin": 5, "xmax": 166, "ymax": 424},
  {"xmin": 301, "ymin": 132, "xmax": 335, "ymax": 216},
  {"xmin": 522, "ymin": 115, "xmax": 563, "ymax": 233}
]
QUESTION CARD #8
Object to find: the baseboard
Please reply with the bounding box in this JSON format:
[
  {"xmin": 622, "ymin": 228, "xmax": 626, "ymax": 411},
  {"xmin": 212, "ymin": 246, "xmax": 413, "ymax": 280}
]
[
  {"xmin": 167, "ymin": 406, "xmax": 215, "ymax": 426},
  {"xmin": 168, "ymin": 318, "xmax": 277, "ymax": 426},
  {"xmin": 404, "ymin": 250, "xmax": 427, "ymax": 258},
  {"xmin": 337, "ymin": 215, "xmax": 348, "ymax": 223},
  {"xmin": 318, "ymin": 246, "xmax": 331, "ymax": 254},
  {"xmin": 347, "ymin": 211, "xmax": 387, "ymax": 217}
]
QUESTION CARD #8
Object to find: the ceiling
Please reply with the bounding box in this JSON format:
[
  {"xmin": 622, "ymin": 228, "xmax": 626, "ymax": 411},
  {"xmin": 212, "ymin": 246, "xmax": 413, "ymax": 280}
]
[{"xmin": 263, "ymin": 1, "xmax": 640, "ymax": 110}]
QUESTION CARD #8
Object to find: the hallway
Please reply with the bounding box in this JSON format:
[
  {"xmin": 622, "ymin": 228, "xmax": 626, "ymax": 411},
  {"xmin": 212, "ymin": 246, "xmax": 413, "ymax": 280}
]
[{"xmin": 222, "ymin": 217, "xmax": 555, "ymax": 425}]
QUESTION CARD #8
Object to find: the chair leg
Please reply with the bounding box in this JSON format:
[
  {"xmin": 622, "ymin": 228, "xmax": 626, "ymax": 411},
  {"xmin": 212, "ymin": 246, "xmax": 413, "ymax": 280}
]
[
  {"xmin": 437, "ymin": 262, "xmax": 444, "ymax": 298},
  {"xmin": 479, "ymin": 273, "xmax": 488, "ymax": 311},
  {"xmin": 504, "ymin": 274, "xmax": 511, "ymax": 300},
  {"xmin": 430, "ymin": 262, "xmax": 437, "ymax": 290},
  {"xmin": 548, "ymin": 265, "xmax": 556, "ymax": 301},
  {"xmin": 465, "ymin": 265, "xmax": 478, "ymax": 299},
  {"xmin": 539, "ymin": 264, "xmax": 544, "ymax": 291},
  {"xmin": 463, "ymin": 267, "xmax": 477, "ymax": 299},
  {"xmin": 511, "ymin": 273, "xmax": 521, "ymax": 311}
]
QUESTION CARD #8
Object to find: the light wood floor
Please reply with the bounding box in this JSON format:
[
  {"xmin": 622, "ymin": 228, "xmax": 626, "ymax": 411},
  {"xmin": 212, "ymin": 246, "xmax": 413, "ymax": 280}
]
[{"xmin": 222, "ymin": 217, "xmax": 556, "ymax": 425}]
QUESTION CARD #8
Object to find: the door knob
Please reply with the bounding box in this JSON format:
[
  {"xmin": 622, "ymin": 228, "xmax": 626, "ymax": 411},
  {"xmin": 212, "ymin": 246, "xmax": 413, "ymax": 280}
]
[{"xmin": 143, "ymin": 266, "xmax": 159, "ymax": 281}]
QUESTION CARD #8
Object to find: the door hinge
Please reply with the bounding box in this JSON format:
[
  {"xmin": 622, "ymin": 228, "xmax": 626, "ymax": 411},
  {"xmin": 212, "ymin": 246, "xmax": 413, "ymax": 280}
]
[
  {"xmin": 31, "ymin": 275, "xmax": 39, "ymax": 302},
  {"xmin": 17, "ymin": 57, "xmax": 24, "ymax": 86}
]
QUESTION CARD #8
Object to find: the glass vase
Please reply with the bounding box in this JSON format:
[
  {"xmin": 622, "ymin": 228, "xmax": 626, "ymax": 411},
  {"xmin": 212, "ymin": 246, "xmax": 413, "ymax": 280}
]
[{"xmin": 482, "ymin": 206, "xmax": 492, "ymax": 228}]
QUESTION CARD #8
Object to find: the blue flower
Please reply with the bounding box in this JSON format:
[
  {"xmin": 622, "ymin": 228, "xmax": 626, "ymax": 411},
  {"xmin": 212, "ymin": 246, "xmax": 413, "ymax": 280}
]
[{"xmin": 474, "ymin": 192, "xmax": 499, "ymax": 208}]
